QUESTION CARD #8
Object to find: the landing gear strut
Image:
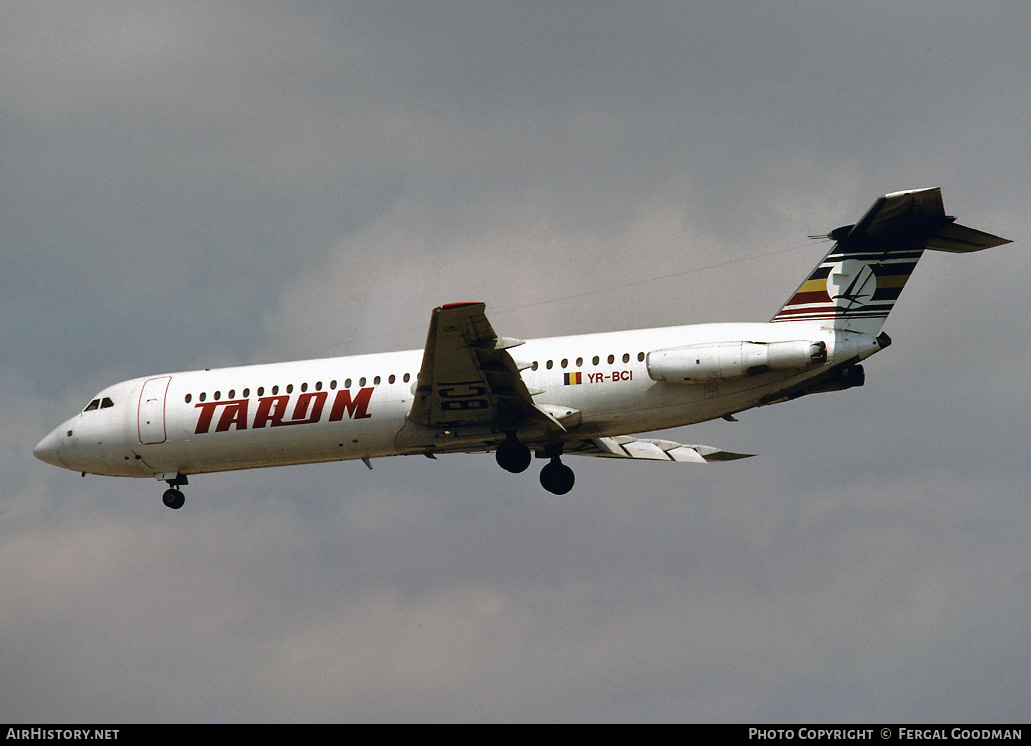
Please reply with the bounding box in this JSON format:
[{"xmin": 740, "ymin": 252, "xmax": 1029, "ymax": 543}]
[
  {"xmin": 495, "ymin": 435, "xmax": 532, "ymax": 474},
  {"xmin": 161, "ymin": 473, "xmax": 188, "ymax": 510}
]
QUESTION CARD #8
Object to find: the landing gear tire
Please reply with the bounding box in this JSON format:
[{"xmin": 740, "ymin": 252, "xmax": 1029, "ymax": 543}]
[
  {"xmin": 540, "ymin": 458, "xmax": 575, "ymax": 495},
  {"xmin": 162, "ymin": 488, "xmax": 185, "ymax": 510},
  {"xmin": 496, "ymin": 438, "xmax": 532, "ymax": 474}
]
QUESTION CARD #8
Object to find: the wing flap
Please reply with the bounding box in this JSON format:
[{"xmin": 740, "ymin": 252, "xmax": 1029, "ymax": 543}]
[{"xmin": 565, "ymin": 436, "xmax": 753, "ymax": 463}]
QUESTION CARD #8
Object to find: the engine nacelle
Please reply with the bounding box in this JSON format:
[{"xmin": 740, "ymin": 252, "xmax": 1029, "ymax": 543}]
[
  {"xmin": 804, "ymin": 364, "xmax": 865, "ymax": 394},
  {"xmin": 647, "ymin": 340, "xmax": 826, "ymax": 383}
]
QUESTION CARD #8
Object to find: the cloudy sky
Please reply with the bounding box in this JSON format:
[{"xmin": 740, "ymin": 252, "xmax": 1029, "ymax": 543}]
[{"xmin": 3, "ymin": 1, "xmax": 1029, "ymax": 723}]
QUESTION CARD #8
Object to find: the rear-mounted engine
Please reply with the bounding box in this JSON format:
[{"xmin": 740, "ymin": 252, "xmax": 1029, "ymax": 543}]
[{"xmin": 647, "ymin": 340, "xmax": 827, "ymax": 383}]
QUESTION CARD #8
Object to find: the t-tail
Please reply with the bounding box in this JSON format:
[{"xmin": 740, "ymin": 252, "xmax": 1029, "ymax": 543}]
[{"xmin": 772, "ymin": 187, "xmax": 1010, "ymax": 337}]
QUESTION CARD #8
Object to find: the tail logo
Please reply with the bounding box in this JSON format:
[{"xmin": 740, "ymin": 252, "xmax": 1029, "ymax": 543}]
[{"xmin": 826, "ymin": 260, "xmax": 876, "ymax": 309}]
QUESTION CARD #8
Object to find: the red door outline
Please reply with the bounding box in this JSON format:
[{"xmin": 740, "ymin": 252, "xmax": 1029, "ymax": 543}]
[{"xmin": 138, "ymin": 376, "xmax": 171, "ymax": 444}]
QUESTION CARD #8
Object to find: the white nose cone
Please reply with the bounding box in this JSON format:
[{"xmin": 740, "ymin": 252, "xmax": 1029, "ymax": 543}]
[{"xmin": 33, "ymin": 427, "xmax": 67, "ymax": 468}]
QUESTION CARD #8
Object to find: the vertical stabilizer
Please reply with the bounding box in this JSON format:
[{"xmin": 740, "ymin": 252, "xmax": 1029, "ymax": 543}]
[{"xmin": 771, "ymin": 188, "xmax": 1009, "ymax": 336}]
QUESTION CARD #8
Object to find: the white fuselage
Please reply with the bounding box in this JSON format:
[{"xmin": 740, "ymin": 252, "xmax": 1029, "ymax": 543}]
[{"xmin": 34, "ymin": 320, "xmax": 880, "ymax": 480}]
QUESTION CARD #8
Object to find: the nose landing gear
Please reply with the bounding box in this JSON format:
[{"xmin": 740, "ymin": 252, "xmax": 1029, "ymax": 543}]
[
  {"xmin": 162, "ymin": 488, "xmax": 185, "ymax": 510},
  {"xmin": 159, "ymin": 472, "xmax": 189, "ymax": 510}
]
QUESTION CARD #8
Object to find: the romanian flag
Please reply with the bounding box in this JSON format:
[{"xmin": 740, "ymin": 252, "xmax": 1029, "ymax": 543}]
[{"xmin": 564, "ymin": 372, "xmax": 582, "ymax": 385}]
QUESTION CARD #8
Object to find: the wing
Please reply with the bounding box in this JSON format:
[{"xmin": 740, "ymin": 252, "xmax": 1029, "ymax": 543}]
[
  {"xmin": 406, "ymin": 302, "xmax": 564, "ymax": 435},
  {"xmin": 564, "ymin": 436, "xmax": 753, "ymax": 463}
]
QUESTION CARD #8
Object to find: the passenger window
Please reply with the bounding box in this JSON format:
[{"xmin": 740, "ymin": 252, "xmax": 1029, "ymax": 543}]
[
  {"xmin": 561, "ymin": 359, "xmax": 568, "ymax": 369},
  {"xmin": 531, "ymin": 361, "xmax": 539, "ymax": 371},
  {"xmin": 374, "ymin": 376, "xmax": 381, "ymax": 385},
  {"xmin": 607, "ymin": 354, "xmax": 615, "ymax": 364},
  {"xmin": 592, "ymin": 356, "xmax": 599, "ymax": 366},
  {"xmin": 638, "ymin": 352, "xmax": 645, "ymax": 362},
  {"xmin": 622, "ymin": 353, "xmax": 630, "ymax": 364},
  {"xmin": 388, "ymin": 374, "xmax": 396, "ymax": 384},
  {"xmin": 403, "ymin": 373, "xmax": 411, "ymax": 383},
  {"xmin": 576, "ymin": 357, "xmax": 583, "ymax": 367},
  {"xmin": 546, "ymin": 360, "xmax": 553, "ymax": 370}
]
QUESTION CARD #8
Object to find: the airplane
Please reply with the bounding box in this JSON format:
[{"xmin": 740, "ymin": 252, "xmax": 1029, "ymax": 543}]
[{"xmin": 34, "ymin": 188, "xmax": 1011, "ymax": 509}]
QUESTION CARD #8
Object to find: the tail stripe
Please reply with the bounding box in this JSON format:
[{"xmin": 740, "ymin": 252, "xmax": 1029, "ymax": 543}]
[{"xmin": 772, "ymin": 250, "xmax": 923, "ymax": 325}]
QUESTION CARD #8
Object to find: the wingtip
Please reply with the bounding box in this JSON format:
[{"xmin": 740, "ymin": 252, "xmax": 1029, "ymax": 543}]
[{"xmin": 439, "ymin": 301, "xmax": 483, "ymax": 310}]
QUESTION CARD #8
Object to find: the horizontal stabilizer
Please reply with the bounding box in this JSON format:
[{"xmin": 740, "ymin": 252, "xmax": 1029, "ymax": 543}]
[
  {"xmin": 564, "ymin": 436, "xmax": 753, "ymax": 463},
  {"xmin": 848, "ymin": 187, "xmax": 948, "ymax": 242},
  {"xmin": 927, "ymin": 222, "xmax": 1011, "ymax": 253}
]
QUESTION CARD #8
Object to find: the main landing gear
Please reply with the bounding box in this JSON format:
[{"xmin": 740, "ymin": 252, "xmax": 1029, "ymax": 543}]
[
  {"xmin": 160, "ymin": 473, "xmax": 188, "ymax": 510},
  {"xmin": 539, "ymin": 457, "xmax": 575, "ymax": 495},
  {"xmin": 496, "ymin": 438, "xmax": 575, "ymax": 495},
  {"xmin": 495, "ymin": 435, "xmax": 532, "ymax": 474}
]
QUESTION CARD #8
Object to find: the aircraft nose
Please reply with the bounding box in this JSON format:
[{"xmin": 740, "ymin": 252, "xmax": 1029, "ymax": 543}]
[{"xmin": 33, "ymin": 427, "xmax": 68, "ymax": 468}]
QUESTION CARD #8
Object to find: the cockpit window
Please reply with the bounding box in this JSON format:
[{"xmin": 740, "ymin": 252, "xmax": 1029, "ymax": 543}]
[{"xmin": 83, "ymin": 397, "xmax": 114, "ymax": 412}]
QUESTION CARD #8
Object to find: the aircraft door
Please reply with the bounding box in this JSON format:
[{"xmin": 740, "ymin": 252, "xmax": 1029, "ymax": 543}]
[{"xmin": 138, "ymin": 376, "xmax": 171, "ymax": 444}]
